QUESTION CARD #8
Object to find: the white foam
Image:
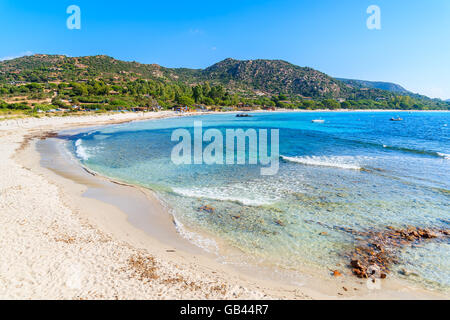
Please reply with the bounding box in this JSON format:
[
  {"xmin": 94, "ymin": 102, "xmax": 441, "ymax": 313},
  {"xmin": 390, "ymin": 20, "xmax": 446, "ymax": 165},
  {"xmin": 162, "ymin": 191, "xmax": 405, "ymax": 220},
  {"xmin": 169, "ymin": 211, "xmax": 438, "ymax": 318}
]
[
  {"xmin": 75, "ymin": 139, "xmax": 90, "ymax": 161},
  {"xmin": 281, "ymin": 155, "xmax": 362, "ymax": 170},
  {"xmin": 172, "ymin": 216, "xmax": 218, "ymax": 254},
  {"xmin": 172, "ymin": 187, "xmax": 276, "ymax": 206},
  {"xmin": 437, "ymin": 152, "xmax": 450, "ymax": 160}
]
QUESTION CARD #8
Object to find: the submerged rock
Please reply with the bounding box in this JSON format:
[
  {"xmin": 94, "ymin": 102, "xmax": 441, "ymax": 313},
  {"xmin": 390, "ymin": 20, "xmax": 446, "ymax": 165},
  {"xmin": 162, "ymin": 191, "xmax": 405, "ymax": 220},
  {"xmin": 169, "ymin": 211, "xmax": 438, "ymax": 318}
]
[
  {"xmin": 347, "ymin": 226, "xmax": 449, "ymax": 280},
  {"xmin": 333, "ymin": 270, "xmax": 342, "ymax": 277},
  {"xmin": 399, "ymin": 268, "xmax": 419, "ymax": 277},
  {"xmin": 198, "ymin": 205, "xmax": 215, "ymax": 214}
]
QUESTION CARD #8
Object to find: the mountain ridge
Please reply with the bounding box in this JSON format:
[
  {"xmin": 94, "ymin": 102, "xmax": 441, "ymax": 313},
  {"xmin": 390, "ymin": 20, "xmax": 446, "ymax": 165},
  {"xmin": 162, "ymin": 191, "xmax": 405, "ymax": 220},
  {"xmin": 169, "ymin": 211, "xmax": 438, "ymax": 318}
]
[
  {"xmin": 335, "ymin": 78, "xmax": 411, "ymax": 95},
  {"xmin": 0, "ymin": 54, "xmax": 448, "ymax": 111},
  {"xmin": 0, "ymin": 54, "xmax": 391, "ymax": 99}
]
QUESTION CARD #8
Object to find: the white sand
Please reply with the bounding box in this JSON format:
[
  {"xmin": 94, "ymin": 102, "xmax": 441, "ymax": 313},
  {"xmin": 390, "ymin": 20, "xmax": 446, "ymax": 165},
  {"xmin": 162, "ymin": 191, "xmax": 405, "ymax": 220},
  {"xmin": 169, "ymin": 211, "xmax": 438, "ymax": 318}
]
[{"xmin": 0, "ymin": 112, "xmax": 446, "ymax": 300}]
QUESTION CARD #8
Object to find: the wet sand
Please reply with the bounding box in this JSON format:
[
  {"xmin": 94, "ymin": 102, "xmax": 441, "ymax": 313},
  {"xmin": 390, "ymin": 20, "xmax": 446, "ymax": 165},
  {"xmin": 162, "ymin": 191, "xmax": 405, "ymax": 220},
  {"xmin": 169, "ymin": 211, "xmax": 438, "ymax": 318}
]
[{"xmin": 35, "ymin": 135, "xmax": 205, "ymax": 255}]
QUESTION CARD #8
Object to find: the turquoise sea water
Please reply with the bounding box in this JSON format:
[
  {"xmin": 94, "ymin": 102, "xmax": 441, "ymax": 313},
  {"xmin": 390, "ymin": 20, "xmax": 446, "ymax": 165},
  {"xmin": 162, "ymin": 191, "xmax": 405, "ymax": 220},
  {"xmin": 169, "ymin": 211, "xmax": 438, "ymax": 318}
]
[{"xmin": 68, "ymin": 112, "xmax": 450, "ymax": 289}]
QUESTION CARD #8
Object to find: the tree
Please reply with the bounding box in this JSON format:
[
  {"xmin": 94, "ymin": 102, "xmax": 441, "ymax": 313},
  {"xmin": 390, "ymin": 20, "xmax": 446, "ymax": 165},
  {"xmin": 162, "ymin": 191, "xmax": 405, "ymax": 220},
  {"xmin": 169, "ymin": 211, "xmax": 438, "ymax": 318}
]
[
  {"xmin": 71, "ymin": 83, "xmax": 88, "ymax": 96},
  {"xmin": 340, "ymin": 101, "xmax": 351, "ymax": 109},
  {"xmin": 177, "ymin": 95, "xmax": 195, "ymax": 106},
  {"xmin": 202, "ymin": 82, "xmax": 211, "ymax": 97},
  {"xmin": 202, "ymin": 96, "xmax": 214, "ymax": 106},
  {"xmin": 323, "ymin": 99, "xmax": 340, "ymax": 110},
  {"xmin": 209, "ymin": 85, "xmax": 225, "ymax": 100},
  {"xmin": 192, "ymin": 85, "xmax": 203, "ymax": 103},
  {"xmin": 301, "ymin": 100, "xmax": 316, "ymax": 110},
  {"xmin": 278, "ymin": 93, "xmax": 288, "ymax": 100}
]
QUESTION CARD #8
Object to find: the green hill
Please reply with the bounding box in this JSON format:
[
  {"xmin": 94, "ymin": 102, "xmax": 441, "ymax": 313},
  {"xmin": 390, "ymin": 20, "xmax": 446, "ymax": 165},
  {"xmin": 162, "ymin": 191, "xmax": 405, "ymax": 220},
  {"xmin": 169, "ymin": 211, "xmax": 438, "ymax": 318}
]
[
  {"xmin": 0, "ymin": 54, "xmax": 377, "ymax": 99},
  {"xmin": 200, "ymin": 58, "xmax": 349, "ymax": 98},
  {"xmin": 0, "ymin": 54, "xmax": 448, "ymax": 111},
  {"xmin": 336, "ymin": 78, "xmax": 411, "ymax": 95}
]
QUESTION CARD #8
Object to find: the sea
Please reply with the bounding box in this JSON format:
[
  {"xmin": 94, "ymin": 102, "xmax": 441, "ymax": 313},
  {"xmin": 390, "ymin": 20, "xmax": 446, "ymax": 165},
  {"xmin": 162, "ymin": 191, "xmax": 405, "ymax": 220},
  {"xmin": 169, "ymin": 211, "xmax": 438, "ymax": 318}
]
[{"xmin": 67, "ymin": 111, "xmax": 450, "ymax": 290}]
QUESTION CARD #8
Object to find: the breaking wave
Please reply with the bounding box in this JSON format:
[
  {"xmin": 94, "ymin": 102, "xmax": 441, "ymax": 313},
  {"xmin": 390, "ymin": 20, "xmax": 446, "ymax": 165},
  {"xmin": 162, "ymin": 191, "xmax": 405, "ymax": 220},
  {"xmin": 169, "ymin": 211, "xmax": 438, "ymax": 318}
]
[
  {"xmin": 75, "ymin": 139, "xmax": 90, "ymax": 161},
  {"xmin": 437, "ymin": 152, "xmax": 450, "ymax": 160},
  {"xmin": 280, "ymin": 155, "xmax": 362, "ymax": 170},
  {"xmin": 172, "ymin": 215, "xmax": 218, "ymax": 254},
  {"xmin": 172, "ymin": 187, "xmax": 277, "ymax": 206}
]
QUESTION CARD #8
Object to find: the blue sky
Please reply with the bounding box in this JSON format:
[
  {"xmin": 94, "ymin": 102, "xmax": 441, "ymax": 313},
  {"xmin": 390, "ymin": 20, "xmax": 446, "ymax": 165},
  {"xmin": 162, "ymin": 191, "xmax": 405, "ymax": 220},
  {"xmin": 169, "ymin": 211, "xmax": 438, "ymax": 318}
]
[{"xmin": 1, "ymin": 0, "xmax": 449, "ymax": 99}]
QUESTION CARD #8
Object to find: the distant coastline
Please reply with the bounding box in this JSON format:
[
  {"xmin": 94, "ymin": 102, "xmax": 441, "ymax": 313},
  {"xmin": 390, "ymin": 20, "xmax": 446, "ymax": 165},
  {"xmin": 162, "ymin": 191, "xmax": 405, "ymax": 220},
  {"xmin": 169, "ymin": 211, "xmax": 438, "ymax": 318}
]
[
  {"xmin": 1, "ymin": 55, "xmax": 448, "ymax": 120},
  {"xmin": 1, "ymin": 108, "xmax": 449, "ymax": 122}
]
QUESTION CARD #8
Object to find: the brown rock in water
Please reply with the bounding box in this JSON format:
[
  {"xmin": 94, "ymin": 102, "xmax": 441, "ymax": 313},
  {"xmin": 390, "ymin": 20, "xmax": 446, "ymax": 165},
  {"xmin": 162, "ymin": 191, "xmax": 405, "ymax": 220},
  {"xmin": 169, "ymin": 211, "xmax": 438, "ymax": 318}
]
[
  {"xmin": 399, "ymin": 268, "xmax": 419, "ymax": 277},
  {"xmin": 422, "ymin": 229, "xmax": 437, "ymax": 239},
  {"xmin": 373, "ymin": 243, "xmax": 383, "ymax": 250},
  {"xmin": 274, "ymin": 219, "xmax": 285, "ymax": 226},
  {"xmin": 198, "ymin": 205, "xmax": 215, "ymax": 214},
  {"xmin": 346, "ymin": 226, "xmax": 450, "ymax": 281},
  {"xmin": 351, "ymin": 259, "xmax": 363, "ymax": 269},
  {"xmin": 352, "ymin": 268, "xmax": 367, "ymax": 278},
  {"xmin": 333, "ymin": 270, "xmax": 342, "ymax": 277}
]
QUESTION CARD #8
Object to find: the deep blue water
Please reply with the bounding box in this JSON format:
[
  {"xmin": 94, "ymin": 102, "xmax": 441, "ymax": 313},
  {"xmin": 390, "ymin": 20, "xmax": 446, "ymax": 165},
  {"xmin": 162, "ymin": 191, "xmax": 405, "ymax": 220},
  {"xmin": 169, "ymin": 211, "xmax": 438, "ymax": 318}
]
[{"xmin": 69, "ymin": 112, "xmax": 450, "ymax": 289}]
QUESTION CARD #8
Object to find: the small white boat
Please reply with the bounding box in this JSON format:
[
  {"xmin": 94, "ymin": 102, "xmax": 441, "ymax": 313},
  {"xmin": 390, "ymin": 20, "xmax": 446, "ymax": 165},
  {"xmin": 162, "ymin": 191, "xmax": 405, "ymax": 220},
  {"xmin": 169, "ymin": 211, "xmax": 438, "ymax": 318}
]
[{"xmin": 312, "ymin": 119, "xmax": 325, "ymax": 123}]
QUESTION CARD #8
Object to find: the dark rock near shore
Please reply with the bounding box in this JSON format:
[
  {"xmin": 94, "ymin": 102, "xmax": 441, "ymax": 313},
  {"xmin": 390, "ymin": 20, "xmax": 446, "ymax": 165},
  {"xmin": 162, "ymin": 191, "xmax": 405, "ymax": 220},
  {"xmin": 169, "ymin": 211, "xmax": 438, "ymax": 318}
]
[
  {"xmin": 198, "ymin": 205, "xmax": 215, "ymax": 214},
  {"xmin": 274, "ymin": 219, "xmax": 285, "ymax": 227},
  {"xmin": 347, "ymin": 226, "xmax": 449, "ymax": 280},
  {"xmin": 332, "ymin": 270, "xmax": 342, "ymax": 277}
]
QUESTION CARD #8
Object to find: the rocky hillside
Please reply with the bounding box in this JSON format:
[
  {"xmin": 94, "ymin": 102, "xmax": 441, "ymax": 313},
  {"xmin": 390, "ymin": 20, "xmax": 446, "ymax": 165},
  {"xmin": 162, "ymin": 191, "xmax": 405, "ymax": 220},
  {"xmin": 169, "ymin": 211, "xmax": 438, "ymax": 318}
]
[
  {"xmin": 336, "ymin": 78, "xmax": 411, "ymax": 95},
  {"xmin": 0, "ymin": 54, "xmax": 201, "ymax": 83},
  {"xmin": 0, "ymin": 54, "xmax": 423, "ymax": 100},
  {"xmin": 0, "ymin": 54, "xmax": 356, "ymax": 99},
  {"xmin": 200, "ymin": 58, "xmax": 350, "ymax": 98}
]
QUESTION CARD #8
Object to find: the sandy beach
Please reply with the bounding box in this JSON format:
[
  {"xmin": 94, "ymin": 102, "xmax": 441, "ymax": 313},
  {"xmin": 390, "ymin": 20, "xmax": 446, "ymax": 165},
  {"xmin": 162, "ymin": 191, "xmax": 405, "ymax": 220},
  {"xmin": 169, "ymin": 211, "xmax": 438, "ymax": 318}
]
[{"xmin": 0, "ymin": 112, "xmax": 447, "ymax": 300}]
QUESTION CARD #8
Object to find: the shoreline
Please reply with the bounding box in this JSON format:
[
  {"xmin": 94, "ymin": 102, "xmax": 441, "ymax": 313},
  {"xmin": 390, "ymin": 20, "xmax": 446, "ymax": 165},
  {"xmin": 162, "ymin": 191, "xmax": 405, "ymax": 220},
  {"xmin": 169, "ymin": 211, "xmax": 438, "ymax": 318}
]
[
  {"xmin": 1, "ymin": 108, "xmax": 449, "ymax": 122},
  {"xmin": 0, "ymin": 111, "xmax": 447, "ymax": 299},
  {"xmin": 34, "ymin": 135, "xmax": 206, "ymax": 256}
]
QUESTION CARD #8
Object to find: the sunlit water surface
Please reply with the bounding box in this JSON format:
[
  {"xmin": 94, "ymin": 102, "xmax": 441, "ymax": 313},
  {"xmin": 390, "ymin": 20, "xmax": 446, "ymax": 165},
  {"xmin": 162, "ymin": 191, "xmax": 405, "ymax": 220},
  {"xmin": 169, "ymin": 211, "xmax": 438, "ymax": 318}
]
[{"xmin": 67, "ymin": 112, "xmax": 450, "ymax": 289}]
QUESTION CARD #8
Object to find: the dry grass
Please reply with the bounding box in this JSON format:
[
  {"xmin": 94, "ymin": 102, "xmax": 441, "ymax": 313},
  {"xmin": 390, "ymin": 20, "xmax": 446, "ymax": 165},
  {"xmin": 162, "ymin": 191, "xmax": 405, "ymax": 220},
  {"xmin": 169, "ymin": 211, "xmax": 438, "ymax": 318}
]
[
  {"xmin": 128, "ymin": 254, "xmax": 159, "ymax": 281},
  {"xmin": 54, "ymin": 236, "xmax": 77, "ymax": 244},
  {"xmin": 161, "ymin": 274, "xmax": 228, "ymax": 295}
]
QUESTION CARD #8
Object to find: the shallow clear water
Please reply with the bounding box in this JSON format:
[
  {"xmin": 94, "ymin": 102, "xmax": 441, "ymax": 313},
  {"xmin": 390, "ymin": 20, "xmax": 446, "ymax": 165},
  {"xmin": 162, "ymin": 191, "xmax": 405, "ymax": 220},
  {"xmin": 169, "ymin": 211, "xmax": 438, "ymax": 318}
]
[{"xmin": 67, "ymin": 112, "xmax": 450, "ymax": 289}]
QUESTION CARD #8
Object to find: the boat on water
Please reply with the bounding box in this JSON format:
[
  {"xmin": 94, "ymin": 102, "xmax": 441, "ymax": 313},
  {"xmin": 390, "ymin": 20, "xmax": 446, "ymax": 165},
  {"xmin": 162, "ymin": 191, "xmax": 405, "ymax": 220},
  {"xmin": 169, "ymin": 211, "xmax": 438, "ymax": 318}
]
[
  {"xmin": 236, "ymin": 113, "xmax": 251, "ymax": 118},
  {"xmin": 390, "ymin": 117, "xmax": 403, "ymax": 121},
  {"xmin": 311, "ymin": 119, "xmax": 325, "ymax": 123}
]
